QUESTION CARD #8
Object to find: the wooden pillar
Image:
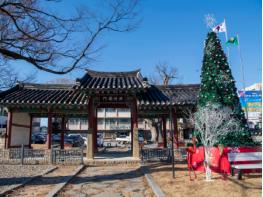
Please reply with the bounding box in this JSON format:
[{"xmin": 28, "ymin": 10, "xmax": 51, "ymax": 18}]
[
  {"xmin": 47, "ymin": 111, "xmax": 52, "ymax": 149},
  {"xmin": 173, "ymin": 109, "xmax": 179, "ymax": 148},
  {"xmin": 61, "ymin": 116, "xmax": 65, "ymax": 149},
  {"xmin": 162, "ymin": 117, "xmax": 167, "ymax": 148},
  {"xmin": 29, "ymin": 115, "xmax": 33, "ymax": 148},
  {"xmin": 131, "ymin": 114, "xmax": 134, "ymax": 151},
  {"xmin": 4, "ymin": 127, "xmax": 7, "ymax": 149},
  {"xmin": 87, "ymin": 97, "xmax": 94, "ymax": 159},
  {"xmin": 131, "ymin": 98, "xmax": 139, "ymax": 158},
  {"xmin": 93, "ymin": 107, "xmax": 98, "ymax": 152},
  {"xmin": 6, "ymin": 111, "xmax": 12, "ymax": 148}
]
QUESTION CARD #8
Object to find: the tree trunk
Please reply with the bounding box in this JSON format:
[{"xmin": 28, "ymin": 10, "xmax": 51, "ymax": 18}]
[{"xmin": 204, "ymin": 146, "xmax": 212, "ymax": 181}]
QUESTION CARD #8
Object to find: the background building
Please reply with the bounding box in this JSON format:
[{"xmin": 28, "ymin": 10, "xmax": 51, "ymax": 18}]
[
  {"xmin": 239, "ymin": 83, "xmax": 262, "ymax": 129},
  {"xmin": 67, "ymin": 108, "xmax": 152, "ymax": 140}
]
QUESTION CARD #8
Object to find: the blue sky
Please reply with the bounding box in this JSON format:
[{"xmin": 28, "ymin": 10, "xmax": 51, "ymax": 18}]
[{"xmin": 14, "ymin": 0, "xmax": 261, "ymax": 89}]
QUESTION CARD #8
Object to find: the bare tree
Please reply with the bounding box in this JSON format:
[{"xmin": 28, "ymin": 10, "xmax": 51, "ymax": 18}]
[
  {"xmin": 47, "ymin": 78, "xmax": 74, "ymax": 84},
  {"xmin": 149, "ymin": 62, "xmax": 178, "ymax": 85},
  {"xmin": 189, "ymin": 103, "xmax": 240, "ymax": 181},
  {"xmin": 146, "ymin": 118, "xmax": 162, "ymax": 142},
  {"xmin": 147, "ymin": 62, "xmax": 178, "ymax": 143},
  {"xmin": 0, "ymin": 62, "xmax": 36, "ymax": 90},
  {"xmin": 0, "ymin": 0, "xmax": 140, "ymax": 74}
]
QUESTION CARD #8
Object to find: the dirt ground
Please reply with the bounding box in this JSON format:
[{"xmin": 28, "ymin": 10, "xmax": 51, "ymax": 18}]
[
  {"xmin": 58, "ymin": 166, "xmax": 154, "ymax": 197},
  {"xmin": 6, "ymin": 165, "xmax": 78, "ymax": 197},
  {"xmin": 147, "ymin": 162, "xmax": 262, "ymax": 197}
]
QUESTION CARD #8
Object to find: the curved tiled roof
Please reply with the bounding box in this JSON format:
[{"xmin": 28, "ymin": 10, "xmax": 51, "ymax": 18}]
[
  {"xmin": 0, "ymin": 83, "xmax": 88, "ymax": 105},
  {"xmin": 137, "ymin": 84, "xmax": 199, "ymax": 106},
  {"xmin": 76, "ymin": 69, "xmax": 148, "ymax": 90},
  {"xmin": 0, "ymin": 70, "xmax": 200, "ymax": 108},
  {"xmin": 159, "ymin": 84, "xmax": 200, "ymax": 105}
]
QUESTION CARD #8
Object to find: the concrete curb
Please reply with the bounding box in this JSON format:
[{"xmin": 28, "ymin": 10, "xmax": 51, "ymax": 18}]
[
  {"xmin": 141, "ymin": 165, "xmax": 166, "ymax": 197},
  {"xmin": 0, "ymin": 166, "xmax": 58, "ymax": 196},
  {"xmin": 45, "ymin": 165, "xmax": 84, "ymax": 197}
]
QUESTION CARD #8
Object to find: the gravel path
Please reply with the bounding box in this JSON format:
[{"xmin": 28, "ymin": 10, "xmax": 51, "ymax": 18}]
[
  {"xmin": 5, "ymin": 165, "xmax": 78, "ymax": 197},
  {"xmin": 58, "ymin": 166, "xmax": 154, "ymax": 197},
  {"xmin": 0, "ymin": 165, "xmax": 54, "ymax": 194}
]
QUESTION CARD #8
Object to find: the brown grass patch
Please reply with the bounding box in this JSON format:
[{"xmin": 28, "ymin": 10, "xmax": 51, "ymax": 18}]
[{"xmin": 147, "ymin": 162, "xmax": 261, "ymax": 197}]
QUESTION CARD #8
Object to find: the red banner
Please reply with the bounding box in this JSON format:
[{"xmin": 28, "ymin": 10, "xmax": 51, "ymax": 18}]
[{"xmin": 187, "ymin": 146, "xmax": 261, "ymax": 174}]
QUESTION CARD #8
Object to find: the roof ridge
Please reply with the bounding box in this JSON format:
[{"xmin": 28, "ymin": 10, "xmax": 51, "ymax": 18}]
[
  {"xmin": 156, "ymin": 84, "xmax": 200, "ymax": 88},
  {"xmin": 18, "ymin": 82, "xmax": 74, "ymax": 90},
  {"xmin": 85, "ymin": 69, "xmax": 141, "ymax": 77}
]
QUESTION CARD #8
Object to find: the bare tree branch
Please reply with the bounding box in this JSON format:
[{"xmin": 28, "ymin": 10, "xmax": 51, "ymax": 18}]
[
  {"xmin": 46, "ymin": 78, "xmax": 74, "ymax": 84},
  {"xmin": 188, "ymin": 103, "xmax": 241, "ymax": 181},
  {"xmin": 0, "ymin": 0, "xmax": 140, "ymax": 74},
  {"xmin": 149, "ymin": 61, "xmax": 178, "ymax": 85},
  {"xmin": 0, "ymin": 61, "xmax": 37, "ymax": 90}
]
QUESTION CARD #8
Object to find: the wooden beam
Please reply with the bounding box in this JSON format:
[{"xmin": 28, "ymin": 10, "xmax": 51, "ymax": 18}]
[
  {"xmin": 96, "ymin": 103, "xmax": 129, "ymax": 108},
  {"xmin": 61, "ymin": 116, "xmax": 65, "ymax": 149},
  {"xmin": 173, "ymin": 109, "xmax": 179, "ymax": 148},
  {"xmin": 87, "ymin": 97, "xmax": 94, "ymax": 159},
  {"xmin": 131, "ymin": 97, "xmax": 138, "ymax": 152},
  {"xmin": 94, "ymin": 107, "xmax": 98, "ymax": 151},
  {"xmin": 4, "ymin": 127, "xmax": 7, "ymax": 149},
  {"xmin": 7, "ymin": 111, "xmax": 13, "ymax": 148},
  {"xmin": 12, "ymin": 123, "xmax": 30, "ymax": 128},
  {"xmin": 162, "ymin": 117, "xmax": 167, "ymax": 148},
  {"xmin": 47, "ymin": 110, "xmax": 52, "ymax": 149},
  {"xmin": 29, "ymin": 115, "xmax": 32, "ymax": 148}
]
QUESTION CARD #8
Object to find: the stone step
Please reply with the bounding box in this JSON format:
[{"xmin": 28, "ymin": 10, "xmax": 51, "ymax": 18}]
[{"xmin": 84, "ymin": 158, "xmax": 141, "ymax": 167}]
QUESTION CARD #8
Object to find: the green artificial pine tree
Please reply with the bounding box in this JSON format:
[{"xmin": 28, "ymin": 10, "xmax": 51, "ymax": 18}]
[{"xmin": 198, "ymin": 31, "xmax": 255, "ymax": 147}]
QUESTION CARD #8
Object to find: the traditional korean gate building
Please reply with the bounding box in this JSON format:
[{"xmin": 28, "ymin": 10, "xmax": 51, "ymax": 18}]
[{"xmin": 0, "ymin": 69, "xmax": 199, "ymax": 159}]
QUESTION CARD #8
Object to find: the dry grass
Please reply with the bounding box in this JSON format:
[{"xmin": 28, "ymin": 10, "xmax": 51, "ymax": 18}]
[{"xmin": 147, "ymin": 162, "xmax": 262, "ymax": 197}]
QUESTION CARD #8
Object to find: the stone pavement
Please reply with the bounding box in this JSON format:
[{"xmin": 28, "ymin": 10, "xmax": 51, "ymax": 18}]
[{"xmin": 58, "ymin": 166, "xmax": 154, "ymax": 197}]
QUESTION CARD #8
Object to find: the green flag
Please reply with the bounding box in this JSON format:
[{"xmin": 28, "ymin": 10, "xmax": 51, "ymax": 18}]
[{"xmin": 226, "ymin": 37, "xmax": 238, "ymax": 45}]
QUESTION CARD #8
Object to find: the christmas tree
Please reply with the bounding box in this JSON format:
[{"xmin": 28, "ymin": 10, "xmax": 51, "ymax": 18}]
[{"xmin": 198, "ymin": 31, "xmax": 254, "ymax": 146}]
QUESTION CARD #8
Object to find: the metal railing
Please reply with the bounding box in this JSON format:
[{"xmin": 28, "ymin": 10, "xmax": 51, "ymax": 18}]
[
  {"xmin": 140, "ymin": 147, "xmax": 172, "ymax": 162},
  {"xmin": 140, "ymin": 147, "xmax": 189, "ymax": 163},
  {"xmin": 0, "ymin": 145, "xmax": 84, "ymax": 165},
  {"xmin": 52, "ymin": 148, "xmax": 84, "ymax": 164}
]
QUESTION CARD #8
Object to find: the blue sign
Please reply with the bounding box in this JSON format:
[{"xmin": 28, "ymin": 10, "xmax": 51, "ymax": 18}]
[{"xmin": 239, "ymin": 91, "xmax": 262, "ymax": 112}]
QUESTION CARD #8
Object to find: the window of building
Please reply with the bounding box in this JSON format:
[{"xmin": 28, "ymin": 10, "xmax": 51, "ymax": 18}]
[
  {"xmin": 117, "ymin": 108, "xmax": 130, "ymax": 112},
  {"xmin": 81, "ymin": 118, "xmax": 87, "ymax": 125},
  {"xmin": 118, "ymin": 118, "xmax": 130, "ymax": 125},
  {"xmin": 97, "ymin": 119, "xmax": 104, "ymax": 125},
  {"xmin": 68, "ymin": 118, "xmax": 79, "ymax": 125},
  {"xmin": 106, "ymin": 108, "xmax": 116, "ymax": 112},
  {"xmin": 105, "ymin": 119, "xmax": 111, "ymax": 126},
  {"xmin": 97, "ymin": 108, "xmax": 104, "ymax": 113},
  {"xmin": 110, "ymin": 119, "xmax": 117, "ymax": 125}
]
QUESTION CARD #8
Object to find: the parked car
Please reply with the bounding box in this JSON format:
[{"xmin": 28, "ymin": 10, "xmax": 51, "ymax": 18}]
[
  {"xmin": 116, "ymin": 135, "xmax": 131, "ymax": 144},
  {"xmin": 52, "ymin": 134, "xmax": 61, "ymax": 142},
  {"xmin": 64, "ymin": 137, "xmax": 75, "ymax": 147},
  {"xmin": 67, "ymin": 134, "xmax": 84, "ymax": 147},
  {"xmin": 31, "ymin": 133, "xmax": 46, "ymax": 144},
  {"xmin": 81, "ymin": 134, "xmax": 104, "ymax": 147}
]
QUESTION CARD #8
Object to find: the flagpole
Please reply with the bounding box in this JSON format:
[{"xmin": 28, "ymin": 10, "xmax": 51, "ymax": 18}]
[
  {"xmin": 224, "ymin": 19, "xmax": 230, "ymax": 60},
  {"xmin": 237, "ymin": 33, "xmax": 249, "ymax": 120}
]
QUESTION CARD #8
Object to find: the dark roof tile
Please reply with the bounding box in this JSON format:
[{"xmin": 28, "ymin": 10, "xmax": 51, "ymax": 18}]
[
  {"xmin": 0, "ymin": 83, "xmax": 87, "ymax": 106},
  {"xmin": 77, "ymin": 69, "xmax": 146, "ymax": 90},
  {"xmin": 137, "ymin": 84, "xmax": 200, "ymax": 106}
]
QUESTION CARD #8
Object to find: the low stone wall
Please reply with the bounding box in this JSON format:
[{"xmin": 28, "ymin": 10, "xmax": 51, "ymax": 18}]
[{"xmin": 0, "ymin": 147, "xmax": 84, "ymax": 165}]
